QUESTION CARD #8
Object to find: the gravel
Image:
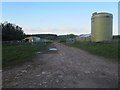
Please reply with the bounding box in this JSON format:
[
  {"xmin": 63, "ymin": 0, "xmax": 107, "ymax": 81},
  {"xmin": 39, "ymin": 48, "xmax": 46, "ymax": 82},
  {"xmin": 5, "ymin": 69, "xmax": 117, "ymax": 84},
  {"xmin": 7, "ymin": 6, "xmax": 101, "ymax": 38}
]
[{"xmin": 2, "ymin": 42, "xmax": 118, "ymax": 88}]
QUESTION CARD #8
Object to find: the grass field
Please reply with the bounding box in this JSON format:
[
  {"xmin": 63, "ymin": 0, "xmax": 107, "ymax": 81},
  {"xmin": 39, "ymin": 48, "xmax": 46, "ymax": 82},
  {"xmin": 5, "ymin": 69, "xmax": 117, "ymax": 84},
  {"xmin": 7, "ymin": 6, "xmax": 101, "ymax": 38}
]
[
  {"xmin": 66, "ymin": 41, "xmax": 119, "ymax": 62},
  {"xmin": 2, "ymin": 42, "xmax": 50, "ymax": 67}
]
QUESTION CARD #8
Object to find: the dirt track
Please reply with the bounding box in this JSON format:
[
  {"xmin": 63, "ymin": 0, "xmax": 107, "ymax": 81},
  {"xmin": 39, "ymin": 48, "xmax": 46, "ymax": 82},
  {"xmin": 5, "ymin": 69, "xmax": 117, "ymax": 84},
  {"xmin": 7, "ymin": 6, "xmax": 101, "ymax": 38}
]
[{"xmin": 2, "ymin": 42, "xmax": 118, "ymax": 88}]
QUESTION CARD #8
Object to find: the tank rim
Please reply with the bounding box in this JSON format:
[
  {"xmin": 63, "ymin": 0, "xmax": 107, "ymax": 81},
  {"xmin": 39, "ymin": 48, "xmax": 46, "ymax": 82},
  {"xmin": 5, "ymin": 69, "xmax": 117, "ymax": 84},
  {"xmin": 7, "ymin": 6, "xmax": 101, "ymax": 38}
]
[
  {"xmin": 92, "ymin": 12, "xmax": 113, "ymax": 18},
  {"xmin": 92, "ymin": 12, "xmax": 113, "ymax": 17}
]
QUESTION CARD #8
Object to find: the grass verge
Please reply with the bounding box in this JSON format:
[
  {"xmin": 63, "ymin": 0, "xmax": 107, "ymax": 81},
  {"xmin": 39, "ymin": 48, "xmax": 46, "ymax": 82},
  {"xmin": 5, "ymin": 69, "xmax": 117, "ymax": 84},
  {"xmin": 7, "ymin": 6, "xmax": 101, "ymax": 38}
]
[
  {"xmin": 65, "ymin": 41, "xmax": 119, "ymax": 62},
  {"xmin": 2, "ymin": 42, "xmax": 51, "ymax": 67}
]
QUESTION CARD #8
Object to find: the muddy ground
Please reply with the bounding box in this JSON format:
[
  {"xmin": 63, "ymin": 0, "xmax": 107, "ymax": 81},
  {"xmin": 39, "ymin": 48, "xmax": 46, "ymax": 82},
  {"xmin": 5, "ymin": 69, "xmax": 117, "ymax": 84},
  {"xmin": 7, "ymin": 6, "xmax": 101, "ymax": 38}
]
[{"xmin": 2, "ymin": 42, "xmax": 118, "ymax": 88}]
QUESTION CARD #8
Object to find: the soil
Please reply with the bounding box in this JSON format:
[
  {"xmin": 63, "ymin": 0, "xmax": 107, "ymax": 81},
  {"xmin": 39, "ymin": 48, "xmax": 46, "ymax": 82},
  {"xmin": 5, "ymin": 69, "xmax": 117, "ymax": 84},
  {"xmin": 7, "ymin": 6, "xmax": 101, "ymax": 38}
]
[{"xmin": 2, "ymin": 42, "xmax": 118, "ymax": 88}]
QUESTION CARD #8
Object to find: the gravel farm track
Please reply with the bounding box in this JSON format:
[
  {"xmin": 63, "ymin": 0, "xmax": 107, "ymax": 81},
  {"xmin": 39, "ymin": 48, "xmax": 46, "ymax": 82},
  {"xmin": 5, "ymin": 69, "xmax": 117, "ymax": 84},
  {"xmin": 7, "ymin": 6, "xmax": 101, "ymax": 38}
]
[{"xmin": 2, "ymin": 42, "xmax": 118, "ymax": 88}]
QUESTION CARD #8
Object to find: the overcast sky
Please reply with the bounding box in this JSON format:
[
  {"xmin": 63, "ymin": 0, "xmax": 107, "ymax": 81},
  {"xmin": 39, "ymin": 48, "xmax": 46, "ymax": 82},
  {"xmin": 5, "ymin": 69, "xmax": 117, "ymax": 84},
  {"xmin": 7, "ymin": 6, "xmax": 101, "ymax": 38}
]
[{"xmin": 2, "ymin": 2, "xmax": 118, "ymax": 35}]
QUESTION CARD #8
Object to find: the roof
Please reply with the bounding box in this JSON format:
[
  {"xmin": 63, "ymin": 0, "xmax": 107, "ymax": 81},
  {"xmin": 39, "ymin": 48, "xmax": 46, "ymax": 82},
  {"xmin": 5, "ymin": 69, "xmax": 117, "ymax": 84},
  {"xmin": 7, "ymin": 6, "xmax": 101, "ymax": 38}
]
[{"xmin": 79, "ymin": 34, "xmax": 91, "ymax": 38}]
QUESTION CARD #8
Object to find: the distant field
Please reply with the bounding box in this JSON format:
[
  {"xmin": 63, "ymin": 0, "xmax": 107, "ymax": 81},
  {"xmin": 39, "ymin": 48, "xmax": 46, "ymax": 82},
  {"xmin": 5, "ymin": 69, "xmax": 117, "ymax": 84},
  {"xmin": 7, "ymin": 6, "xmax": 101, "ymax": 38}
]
[
  {"xmin": 66, "ymin": 41, "xmax": 119, "ymax": 62},
  {"xmin": 2, "ymin": 42, "xmax": 50, "ymax": 67}
]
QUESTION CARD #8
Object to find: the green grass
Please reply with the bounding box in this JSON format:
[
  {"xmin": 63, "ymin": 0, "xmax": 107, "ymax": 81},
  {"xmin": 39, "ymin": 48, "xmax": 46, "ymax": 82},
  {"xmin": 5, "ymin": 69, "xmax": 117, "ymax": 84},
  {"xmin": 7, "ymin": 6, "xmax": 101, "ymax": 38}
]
[
  {"xmin": 65, "ymin": 41, "xmax": 119, "ymax": 62},
  {"xmin": 2, "ymin": 42, "xmax": 51, "ymax": 67}
]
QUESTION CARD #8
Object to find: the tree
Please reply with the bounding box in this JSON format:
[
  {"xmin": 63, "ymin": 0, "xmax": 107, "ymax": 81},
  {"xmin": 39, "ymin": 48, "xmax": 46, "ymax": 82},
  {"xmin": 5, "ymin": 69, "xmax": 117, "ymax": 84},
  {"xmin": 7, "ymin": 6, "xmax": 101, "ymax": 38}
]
[{"xmin": 2, "ymin": 22, "xmax": 25, "ymax": 41}]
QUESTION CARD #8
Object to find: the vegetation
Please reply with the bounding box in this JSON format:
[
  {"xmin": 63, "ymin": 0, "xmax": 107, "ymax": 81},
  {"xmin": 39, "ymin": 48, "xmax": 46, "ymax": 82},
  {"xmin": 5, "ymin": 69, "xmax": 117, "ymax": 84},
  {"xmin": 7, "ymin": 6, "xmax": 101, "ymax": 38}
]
[
  {"xmin": 2, "ymin": 42, "xmax": 51, "ymax": 67},
  {"xmin": 1, "ymin": 21, "xmax": 56, "ymax": 67},
  {"xmin": 66, "ymin": 41, "xmax": 119, "ymax": 62},
  {"xmin": 26, "ymin": 34, "xmax": 58, "ymax": 40},
  {"xmin": 57, "ymin": 34, "xmax": 77, "ymax": 43},
  {"xmin": 1, "ymin": 21, "xmax": 25, "ymax": 41},
  {"xmin": 59, "ymin": 38, "xmax": 66, "ymax": 43}
]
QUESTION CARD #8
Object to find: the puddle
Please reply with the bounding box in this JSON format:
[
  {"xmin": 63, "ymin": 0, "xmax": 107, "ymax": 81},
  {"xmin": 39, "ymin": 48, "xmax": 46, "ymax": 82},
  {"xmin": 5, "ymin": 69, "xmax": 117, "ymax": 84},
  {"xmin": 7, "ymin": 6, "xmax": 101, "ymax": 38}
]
[
  {"xmin": 49, "ymin": 48, "xmax": 57, "ymax": 51},
  {"xmin": 36, "ymin": 52, "xmax": 42, "ymax": 54}
]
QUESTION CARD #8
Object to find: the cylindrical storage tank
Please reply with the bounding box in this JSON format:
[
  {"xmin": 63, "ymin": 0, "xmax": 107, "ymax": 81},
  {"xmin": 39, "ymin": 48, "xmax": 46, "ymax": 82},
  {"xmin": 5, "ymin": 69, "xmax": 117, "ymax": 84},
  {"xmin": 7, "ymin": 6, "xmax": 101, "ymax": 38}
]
[{"xmin": 91, "ymin": 12, "xmax": 113, "ymax": 42}]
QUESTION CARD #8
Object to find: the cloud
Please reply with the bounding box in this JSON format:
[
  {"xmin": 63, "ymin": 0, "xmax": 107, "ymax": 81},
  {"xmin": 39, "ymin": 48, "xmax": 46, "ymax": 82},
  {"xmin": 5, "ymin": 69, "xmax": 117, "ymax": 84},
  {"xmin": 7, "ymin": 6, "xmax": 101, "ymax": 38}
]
[{"xmin": 23, "ymin": 27, "xmax": 90, "ymax": 35}]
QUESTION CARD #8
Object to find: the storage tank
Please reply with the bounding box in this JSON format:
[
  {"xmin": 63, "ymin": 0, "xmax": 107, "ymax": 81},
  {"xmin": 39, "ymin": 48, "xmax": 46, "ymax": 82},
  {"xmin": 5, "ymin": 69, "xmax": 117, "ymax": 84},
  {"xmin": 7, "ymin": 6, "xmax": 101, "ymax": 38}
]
[{"xmin": 91, "ymin": 12, "xmax": 113, "ymax": 42}]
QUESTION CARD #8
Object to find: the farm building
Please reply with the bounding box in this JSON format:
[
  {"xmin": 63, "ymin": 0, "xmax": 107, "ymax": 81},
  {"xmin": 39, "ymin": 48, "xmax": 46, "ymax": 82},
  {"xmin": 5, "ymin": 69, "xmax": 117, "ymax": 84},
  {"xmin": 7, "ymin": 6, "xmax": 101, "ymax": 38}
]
[
  {"xmin": 76, "ymin": 34, "xmax": 91, "ymax": 42},
  {"xmin": 23, "ymin": 36, "xmax": 40, "ymax": 43}
]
